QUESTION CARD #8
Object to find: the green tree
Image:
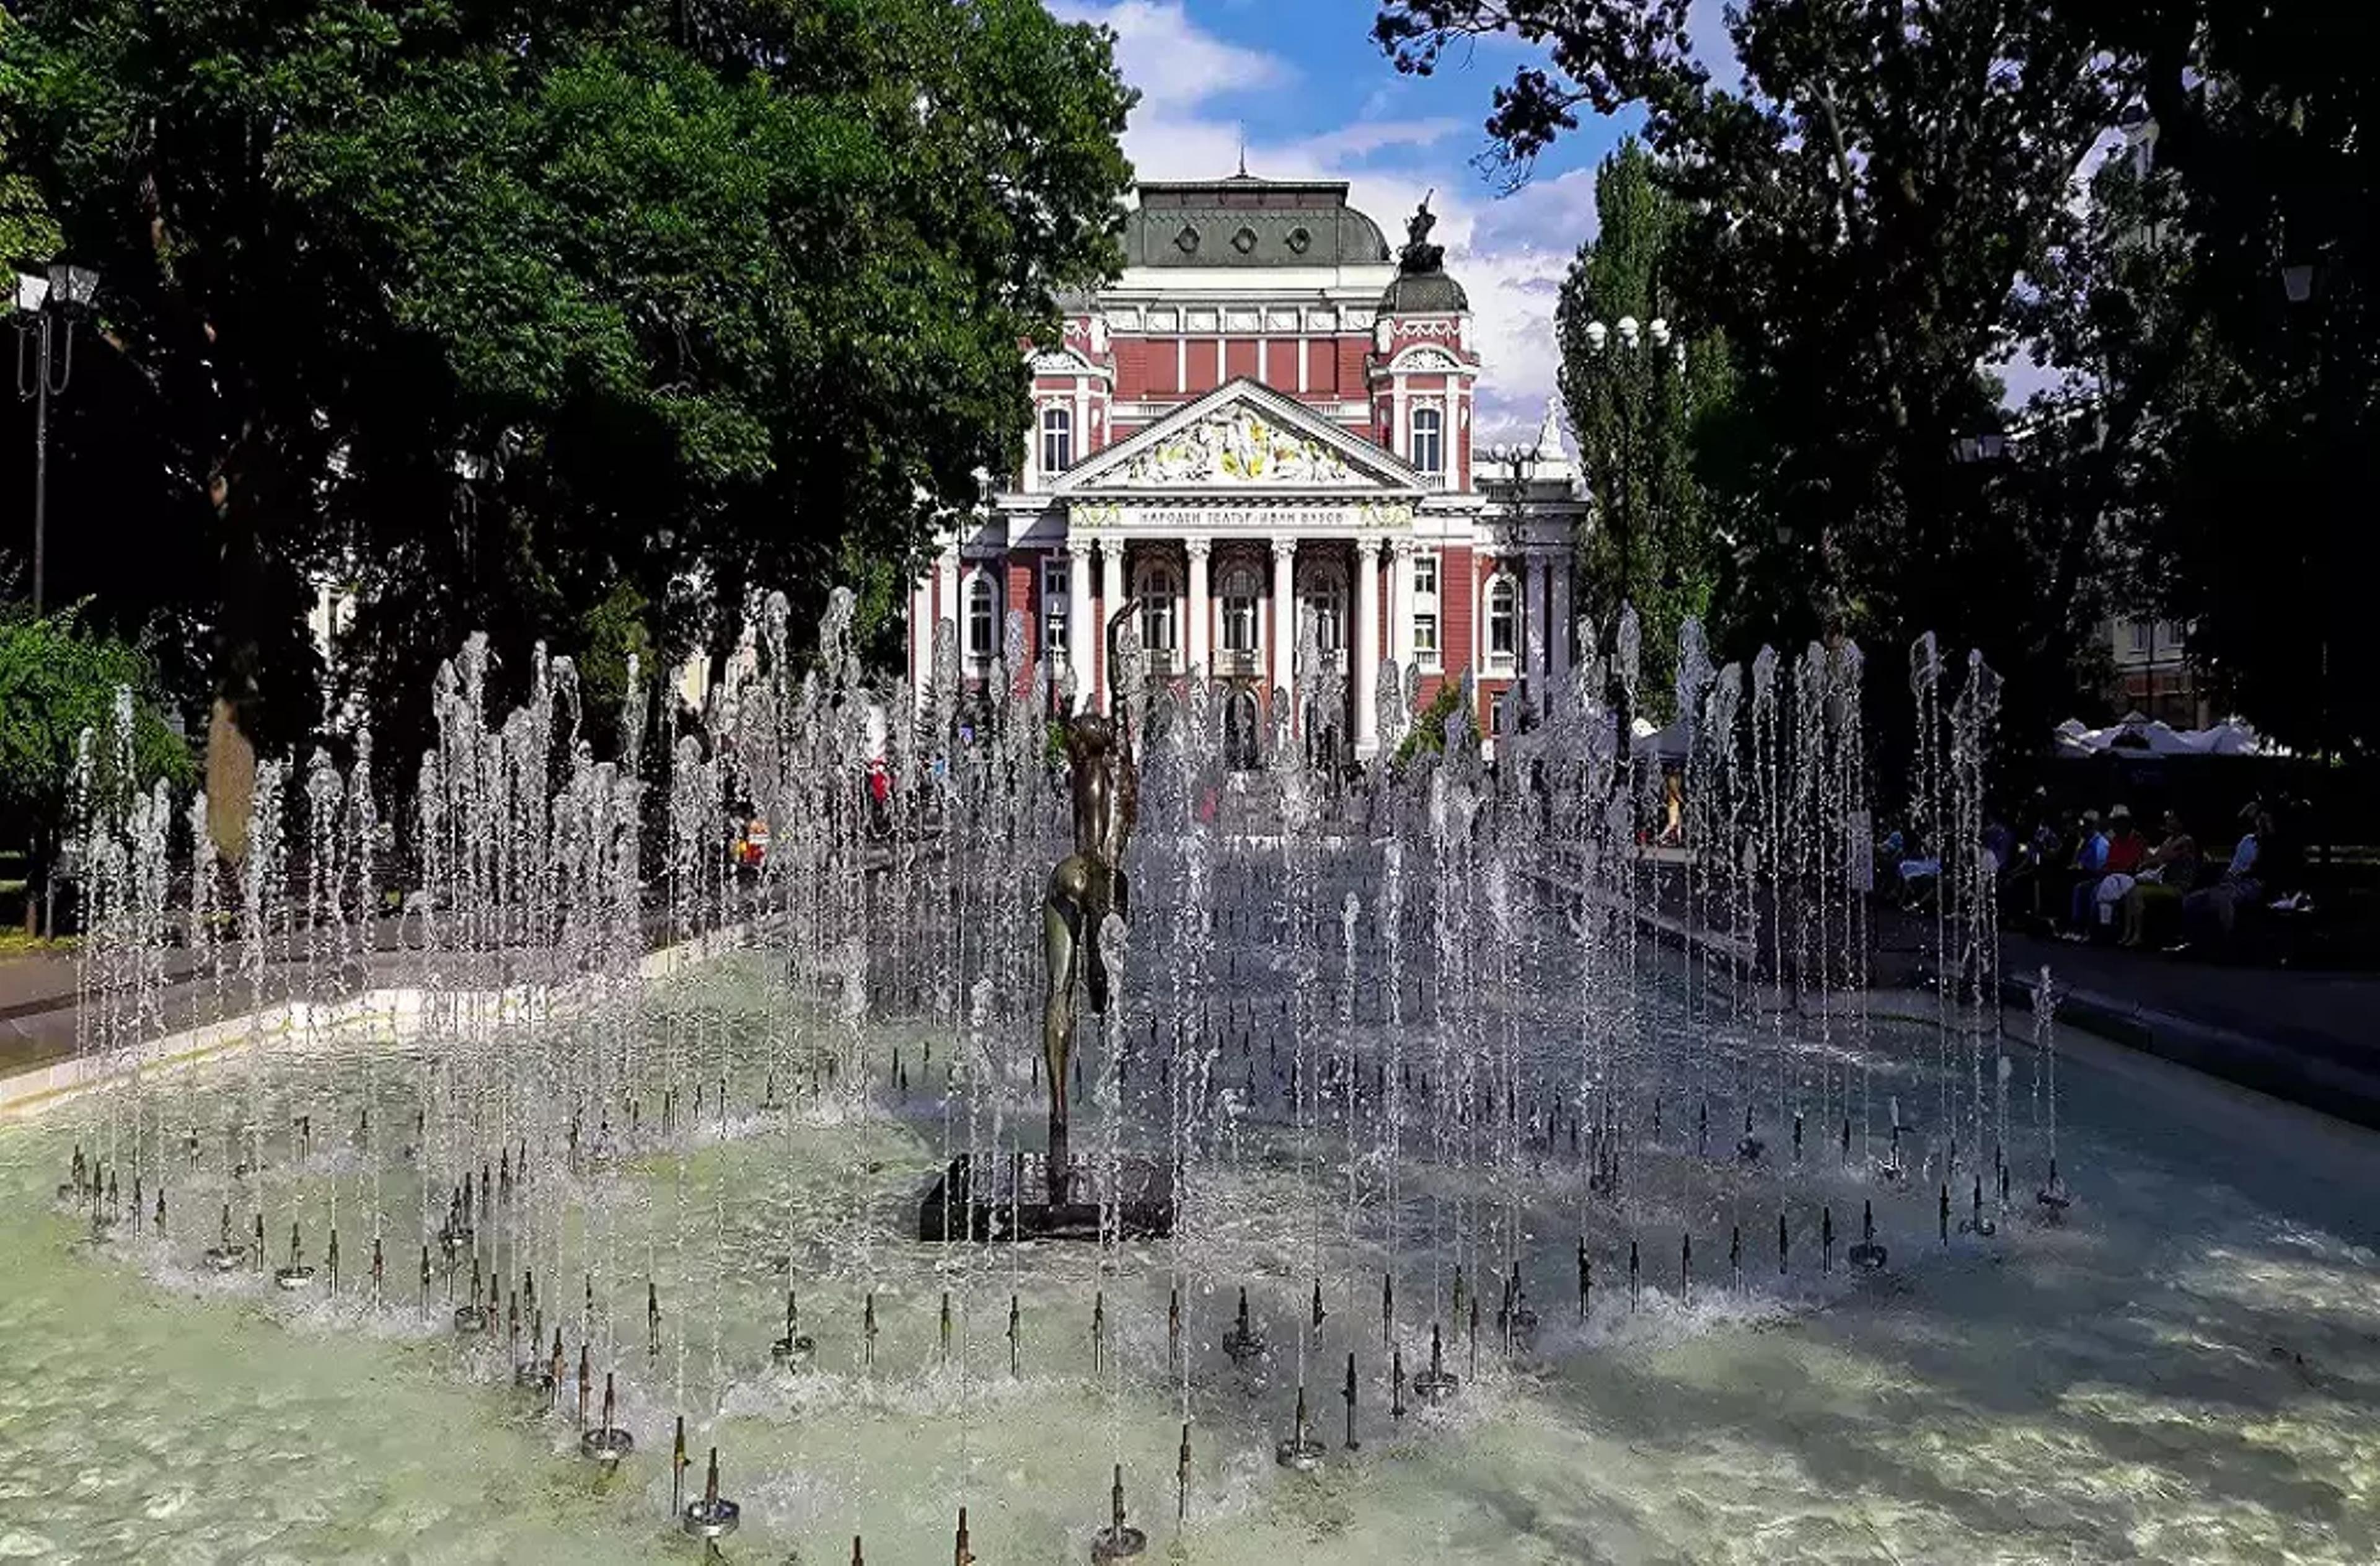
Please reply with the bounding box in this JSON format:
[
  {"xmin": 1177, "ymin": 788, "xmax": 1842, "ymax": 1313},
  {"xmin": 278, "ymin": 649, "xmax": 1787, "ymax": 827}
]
[
  {"xmin": 0, "ymin": 16, "xmax": 59, "ymax": 268},
  {"xmin": 2096, "ymin": 4, "xmax": 2376, "ymax": 759},
  {"xmin": 1554, "ymin": 138, "xmax": 1732, "ymax": 720},
  {"xmin": 0, "ymin": 607, "xmax": 192, "ymax": 934},
  {"xmin": 1, "ymin": 0, "xmax": 1135, "ymax": 846},
  {"xmin": 1377, "ymin": 0, "xmax": 2152, "ymax": 754}
]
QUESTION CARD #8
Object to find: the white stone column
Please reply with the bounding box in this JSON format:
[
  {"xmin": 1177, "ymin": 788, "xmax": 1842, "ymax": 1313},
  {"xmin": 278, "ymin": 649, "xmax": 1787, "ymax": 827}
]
[
  {"xmin": 1271, "ymin": 536, "xmax": 1298, "ymax": 731},
  {"xmin": 933, "ymin": 546, "xmax": 960, "ymax": 654},
  {"xmin": 1066, "ymin": 541, "xmax": 1093, "ymax": 712},
  {"xmin": 1355, "ymin": 537, "xmax": 1383, "ymax": 754},
  {"xmin": 1388, "ymin": 539, "xmax": 1414, "ymax": 673},
  {"xmin": 909, "ymin": 568, "xmax": 933, "ymax": 710},
  {"xmin": 1100, "ymin": 537, "xmax": 1125, "ymax": 707},
  {"xmin": 1548, "ymin": 545, "xmax": 1574, "ymax": 688},
  {"xmin": 1525, "ymin": 550, "xmax": 1550, "ymax": 710},
  {"xmin": 1185, "ymin": 537, "xmax": 1212, "ymax": 679}
]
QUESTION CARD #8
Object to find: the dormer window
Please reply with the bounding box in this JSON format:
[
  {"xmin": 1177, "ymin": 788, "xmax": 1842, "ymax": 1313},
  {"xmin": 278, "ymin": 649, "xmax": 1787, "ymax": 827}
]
[
  {"xmin": 1409, "ymin": 405, "xmax": 1445, "ymax": 478},
  {"xmin": 1040, "ymin": 406, "xmax": 1073, "ymax": 474}
]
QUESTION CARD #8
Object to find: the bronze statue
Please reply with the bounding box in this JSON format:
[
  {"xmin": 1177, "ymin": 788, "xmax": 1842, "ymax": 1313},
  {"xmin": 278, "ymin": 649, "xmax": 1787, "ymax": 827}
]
[
  {"xmin": 1399, "ymin": 191, "xmax": 1444, "ymax": 273},
  {"xmin": 1041, "ymin": 608, "xmax": 1139, "ymax": 1194}
]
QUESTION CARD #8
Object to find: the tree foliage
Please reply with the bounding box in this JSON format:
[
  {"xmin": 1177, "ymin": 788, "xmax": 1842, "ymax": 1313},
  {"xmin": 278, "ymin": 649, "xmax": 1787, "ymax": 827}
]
[
  {"xmin": 1554, "ymin": 138, "xmax": 1732, "ymax": 720},
  {"xmin": 1, "ymin": 0, "xmax": 1137, "ymax": 800},
  {"xmin": 1377, "ymin": 1, "xmax": 2153, "ymax": 748},
  {"xmin": 1382, "ymin": 0, "xmax": 2373, "ymax": 758},
  {"xmin": 0, "ymin": 606, "xmax": 191, "ymax": 932},
  {"xmin": 2094, "ymin": 4, "xmax": 2376, "ymax": 758}
]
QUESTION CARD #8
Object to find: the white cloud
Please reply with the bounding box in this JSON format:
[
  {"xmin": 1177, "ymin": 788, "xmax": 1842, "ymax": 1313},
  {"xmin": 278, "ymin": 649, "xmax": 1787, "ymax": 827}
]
[
  {"xmin": 1049, "ymin": 1, "xmax": 1598, "ymax": 445},
  {"xmin": 1295, "ymin": 118, "xmax": 1468, "ymax": 162},
  {"xmin": 1044, "ymin": 1, "xmax": 1288, "ymax": 112}
]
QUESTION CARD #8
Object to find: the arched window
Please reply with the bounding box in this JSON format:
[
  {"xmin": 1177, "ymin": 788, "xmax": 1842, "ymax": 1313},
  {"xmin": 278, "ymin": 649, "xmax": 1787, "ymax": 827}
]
[
  {"xmin": 1219, "ymin": 565, "xmax": 1262, "ymax": 655},
  {"xmin": 964, "ymin": 572, "xmax": 998, "ymax": 663},
  {"xmin": 1134, "ymin": 557, "xmax": 1181, "ymax": 659},
  {"xmin": 1486, "ymin": 574, "xmax": 1518, "ymax": 666},
  {"xmin": 1223, "ymin": 688, "xmax": 1261, "ymax": 771},
  {"xmin": 1041, "ymin": 405, "xmax": 1073, "ymax": 474},
  {"xmin": 1409, "ymin": 404, "xmax": 1444, "ymax": 478}
]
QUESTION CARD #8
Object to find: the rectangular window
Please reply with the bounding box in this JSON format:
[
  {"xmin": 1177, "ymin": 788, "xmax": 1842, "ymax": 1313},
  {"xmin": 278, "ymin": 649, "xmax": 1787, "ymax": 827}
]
[
  {"xmin": 1040, "ymin": 407, "xmax": 1073, "ymax": 474},
  {"xmin": 1411, "ymin": 406, "xmax": 1445, "ymax": 477},
  {"xmin": 1489, "ymin": 693, "xmax": 1508, "ymax": 737},
  {"xmin": 1042, "ymin": 557, "xmax": 1070, "ymax": 655},
  {"xmin": 2129, "ymin": 621, "xmax": 2151, "ymax": 653},
  {"xmin": 1411, "ymin": 554, "xmax": 1441, "ymax": 669}
]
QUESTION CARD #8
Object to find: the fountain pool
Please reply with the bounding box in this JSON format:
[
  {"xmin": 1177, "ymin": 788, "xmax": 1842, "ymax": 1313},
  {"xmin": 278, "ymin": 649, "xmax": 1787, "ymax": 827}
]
[
  {"xmin": 7, "ymin": 599, "xmax": 2376, "ymax": 1562},
  {"xmin": 4, "ymin": 945, "xmax": 2376, "ymax": 1565}
]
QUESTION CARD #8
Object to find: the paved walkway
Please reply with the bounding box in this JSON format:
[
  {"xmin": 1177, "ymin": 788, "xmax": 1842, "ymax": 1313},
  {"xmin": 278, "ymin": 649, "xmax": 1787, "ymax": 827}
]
[
  {"xmin": 1994, "ymin": 930, "xmax": 2380, "ymax": 1130},
  {"xmin": 0, "ymin": 942, "xmax": 421, "ymax": 1079}
]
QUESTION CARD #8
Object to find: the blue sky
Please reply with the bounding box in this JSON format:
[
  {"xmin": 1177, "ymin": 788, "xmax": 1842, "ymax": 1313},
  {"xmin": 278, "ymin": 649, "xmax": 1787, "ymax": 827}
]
[{"xmin": 1042, "ymin": 1, "xmax": 1671, "ymax": 444}]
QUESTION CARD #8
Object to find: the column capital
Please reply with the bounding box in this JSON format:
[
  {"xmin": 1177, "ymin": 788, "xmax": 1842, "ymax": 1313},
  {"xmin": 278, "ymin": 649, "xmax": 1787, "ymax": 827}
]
[
  {"xmin": 1387, "ymin": 536, "xmax": 1416, "ymax": 560},
  {"xmin": 1355, "ymin": 535, "xmax": 1385, "ymax": 562},
  {"xmin": 1270, "ymin": 535, "xmax": 1300, "ymax": 564},
  {"xmin": 1184, "ymin": 536, "xmax": 1213, "ymax": 562}
]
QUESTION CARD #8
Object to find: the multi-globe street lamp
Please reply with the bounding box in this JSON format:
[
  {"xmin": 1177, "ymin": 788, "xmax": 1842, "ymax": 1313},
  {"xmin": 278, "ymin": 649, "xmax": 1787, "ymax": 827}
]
[
  {"xmin": 1574, "ymin": 314, "xmax": 1684, "ymax": 728},
  {"xmin": 14, "ymin": 261, "xmax": 100, "ymax": 616},
  {"xmin": 1484, "ymin": 439, "xmax": 1543, "ymax": 728}
]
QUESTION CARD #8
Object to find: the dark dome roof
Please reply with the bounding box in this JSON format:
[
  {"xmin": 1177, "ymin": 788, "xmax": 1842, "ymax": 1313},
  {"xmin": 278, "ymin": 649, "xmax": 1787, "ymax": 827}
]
[
  {"xmin": 1378, "ymin": 270, "xmax": 1470, "ymax": 314},
  {"xmin": 1123, "ymin": 178, "xmax": 1391, "ymax": 269}
]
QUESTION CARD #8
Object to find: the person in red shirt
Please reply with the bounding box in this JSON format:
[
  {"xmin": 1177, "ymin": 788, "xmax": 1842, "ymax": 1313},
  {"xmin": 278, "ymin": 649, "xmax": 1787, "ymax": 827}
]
[
  {"xmin": 2104, "ymin": 805, "xmax": 2145, "ymax": 874},
  {"xmin": 2076, "ymin": 804, "xmax": 2146, "ymax": 938}
]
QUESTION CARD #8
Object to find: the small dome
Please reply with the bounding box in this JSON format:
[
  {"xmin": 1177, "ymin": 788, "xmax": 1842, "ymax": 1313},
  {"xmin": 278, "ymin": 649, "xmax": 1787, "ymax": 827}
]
[{"xmin": 1378, "ymin": 270, "xmax": 1470, "ymax": 314}]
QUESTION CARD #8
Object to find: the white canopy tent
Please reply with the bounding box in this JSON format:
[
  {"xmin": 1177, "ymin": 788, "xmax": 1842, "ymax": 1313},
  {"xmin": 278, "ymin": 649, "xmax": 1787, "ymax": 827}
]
[{"xmin": 2052, "ymin": 712, "xmax": 2270, "ymax": 758}]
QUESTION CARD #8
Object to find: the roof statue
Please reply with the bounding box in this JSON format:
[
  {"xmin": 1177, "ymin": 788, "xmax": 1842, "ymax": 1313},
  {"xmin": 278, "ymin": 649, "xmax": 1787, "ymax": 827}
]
[
  {"xmin": 1400, "ymin": 191, "xmax": 1445, "ymax": 274},
  {"xmin": 1532, "ymin": 400, "xmax": 1577, "ymax": 482}
]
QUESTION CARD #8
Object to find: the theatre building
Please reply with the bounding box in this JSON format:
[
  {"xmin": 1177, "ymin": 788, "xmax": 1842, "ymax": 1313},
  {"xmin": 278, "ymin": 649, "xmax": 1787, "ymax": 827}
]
[{"xmin": 907, "ymin": 173, "xmax": 1585, "ymax": 761}]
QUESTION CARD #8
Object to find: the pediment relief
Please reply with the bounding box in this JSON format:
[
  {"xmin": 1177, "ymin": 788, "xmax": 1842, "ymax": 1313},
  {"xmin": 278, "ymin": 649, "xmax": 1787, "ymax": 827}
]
[{"xmin": 1112, "ymin": 407, "xmax": 1357, "ymax": 486}]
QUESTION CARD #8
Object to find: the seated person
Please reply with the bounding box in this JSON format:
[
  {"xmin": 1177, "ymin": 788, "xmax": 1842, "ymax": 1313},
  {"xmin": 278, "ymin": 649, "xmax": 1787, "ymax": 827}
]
[
  {"xmin": 2118, "ymin": 811, "xmax": 2198, "ymax": 947},
  {"xmin": 2002, "ymin": 795, "xmax": 2065, "ymax": 929},
  {"xmin": 2083, "ymin": 805, "xmax": 2147, "ymax": 934},
  {"xmin": 2063, "ymin": 810, "xmax": 2110, "ymax": 933},
  {"xmin": 2180, "ymin": 810, "xmax": 2267, "ymax": 946}
]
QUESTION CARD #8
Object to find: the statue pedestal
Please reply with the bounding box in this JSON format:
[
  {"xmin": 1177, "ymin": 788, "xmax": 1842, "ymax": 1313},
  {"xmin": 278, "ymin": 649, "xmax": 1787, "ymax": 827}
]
[{"xmin": 919, "ymin": 1151, "xmax": 1175, "ymax": 1242}]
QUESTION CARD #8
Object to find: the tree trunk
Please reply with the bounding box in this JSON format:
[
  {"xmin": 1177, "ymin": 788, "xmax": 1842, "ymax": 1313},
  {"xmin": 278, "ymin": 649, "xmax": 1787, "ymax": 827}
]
[{"xmin": 205, "ymin": 458, "xmax": 267, "ymax": 864}]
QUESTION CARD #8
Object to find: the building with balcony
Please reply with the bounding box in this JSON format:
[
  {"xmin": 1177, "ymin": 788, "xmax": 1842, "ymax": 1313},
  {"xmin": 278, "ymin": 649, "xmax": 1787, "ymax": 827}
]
[
  {"xmin": 2106, "ymin": 616, "xmax": 2211, "ymax": 728},
  {"xmin": 906, "ymin": 172, "xmax": 1585, "ymax": 761}
]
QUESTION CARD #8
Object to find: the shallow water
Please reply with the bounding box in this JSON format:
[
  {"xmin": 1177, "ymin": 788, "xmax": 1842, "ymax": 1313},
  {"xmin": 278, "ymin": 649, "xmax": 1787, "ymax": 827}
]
[{"xmin": 4, "ymin": 959, "xmax": 2377, "ymax": 1565}]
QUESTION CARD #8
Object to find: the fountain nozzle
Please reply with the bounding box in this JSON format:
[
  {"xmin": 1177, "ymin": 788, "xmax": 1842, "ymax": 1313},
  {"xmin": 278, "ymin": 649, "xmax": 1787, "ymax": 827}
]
[
  {"xmin": 1221, "ymin": 1285, "xmax": 1266, "ymax": 1364},
  {"xmin": 1091, "ymin": 1460, "xmax": 1147, "ymax": 1559},
  {"xmin": 580, "ymin": 1371, "xmax": 634, "ymax": 1462},
  {"xmin": 1849, "ymin": 1200, "xmax": 1889, "ymax": 1270},
  {"xmin": 680, "ymin": 1445, "xmax": 739, "ymax": 1539},
  {"xmin": 1274, "ymin": 1386, "xmax": 1326, "ymax": 1472}
]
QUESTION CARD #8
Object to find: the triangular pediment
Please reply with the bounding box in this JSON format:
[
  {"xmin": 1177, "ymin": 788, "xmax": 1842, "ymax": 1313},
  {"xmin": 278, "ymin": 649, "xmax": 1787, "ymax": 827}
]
[{"xmin": 1054, "ymin": 379, "xmax": 1424, "ymax": 496}]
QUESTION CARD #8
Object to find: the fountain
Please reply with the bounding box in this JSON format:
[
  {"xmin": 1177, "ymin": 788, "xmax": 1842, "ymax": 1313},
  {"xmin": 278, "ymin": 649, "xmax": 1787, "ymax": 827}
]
[{"xmin": 0, "ymin": 594, "xmax": 2369, "ymax": 1566}]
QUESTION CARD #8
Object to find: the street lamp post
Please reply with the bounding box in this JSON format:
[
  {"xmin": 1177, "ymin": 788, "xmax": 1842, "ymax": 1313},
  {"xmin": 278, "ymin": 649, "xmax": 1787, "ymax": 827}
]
[
  {"xmin": 2282, "ymin": 255, "xmax": 2335, "ymax": 874},
  {"xmin": 1579, "ymin": 315, "xmax": 1682, "ymax": 731},
  {"xmin": 1486, "ymin": 440, "xmax": 1542, "ymax": 730},
  {"xmin": 14, "ymin": 262, "xmax": 100, "ymax": 616}
]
